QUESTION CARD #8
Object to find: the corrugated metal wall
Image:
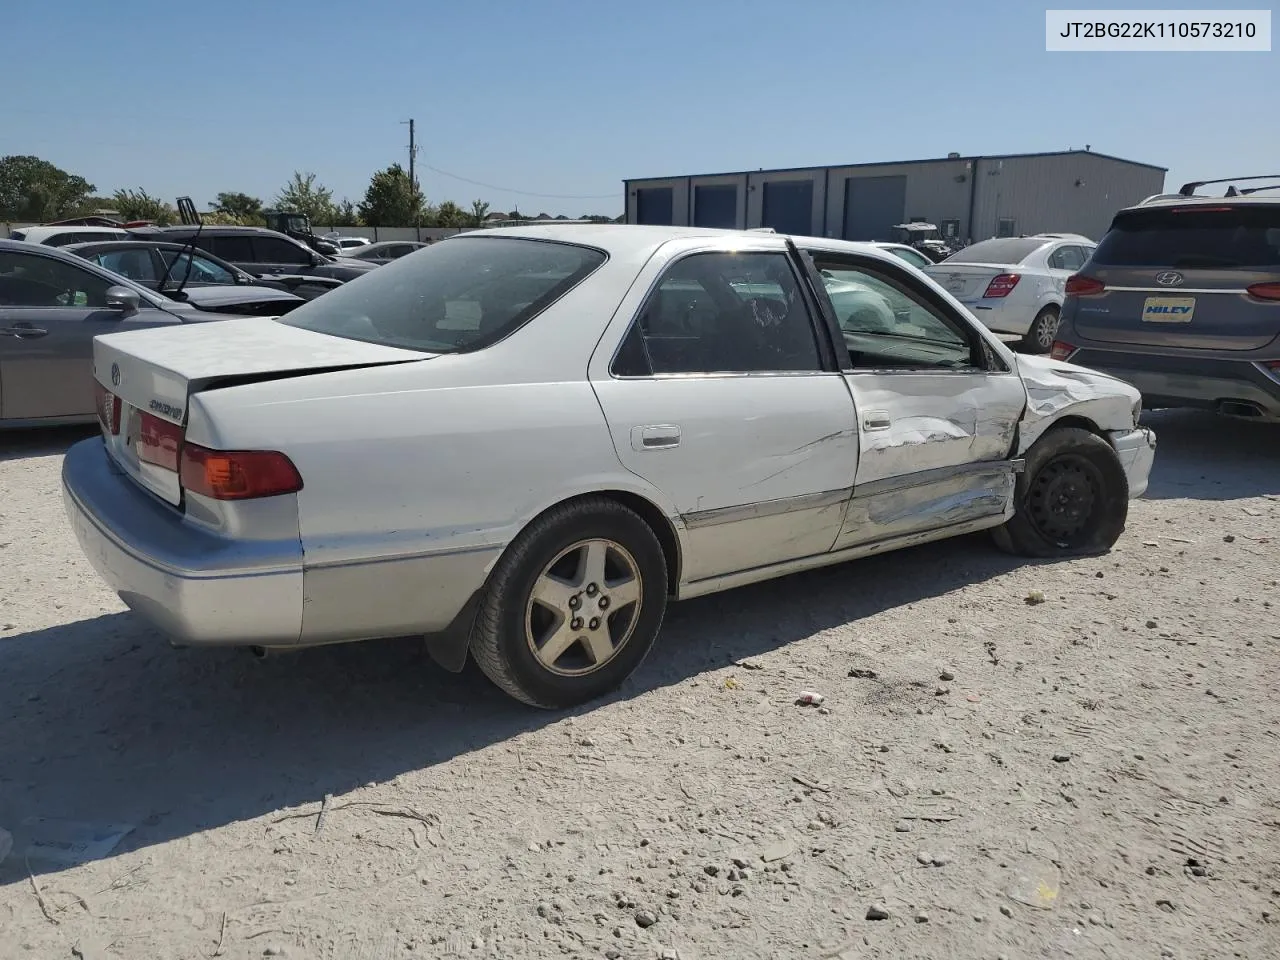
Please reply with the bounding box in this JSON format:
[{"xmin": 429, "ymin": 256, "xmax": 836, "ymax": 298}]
[{"xmin": 626, "ymin": 153, "xmax": 1165, "ymax": 242}]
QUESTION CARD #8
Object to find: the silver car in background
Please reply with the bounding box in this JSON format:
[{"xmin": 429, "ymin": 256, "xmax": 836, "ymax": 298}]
[
  {"xmin": 926, "ymin": 234, "xmax": 1096, "ymax": 352},
  {"xmin": 1056, "ymin": 180, "xmax": 1280, "ymax": 421}
]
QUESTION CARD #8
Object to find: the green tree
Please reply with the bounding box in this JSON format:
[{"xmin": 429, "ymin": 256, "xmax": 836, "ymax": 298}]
[
  {"xmin": 468, "ymin": 198, "xmax": 490, "ymax": 227},
  {"xmin": 434, "ymin": 200, "xmax": 466, "ymax": 228},
  {"xmin": 112, "ymin": 188, "xmax": 177, "ymax": 224},
  {"xmin": 214, "ymin": 191, "xmax": 263, "ymax": 223},
  {"xmin": 357, "ymin": 164, "xmax": 424, "ymax": 226},
  {"xmin": 273, "ymin": 171, "xmax": 335, "ymax": 223},
  {"xmin": 332, "ymin": 198, "xmax": 361, "ymax": 227},
  {"xmin": 0, "ymin": 155, "xmax": 96, "ymax": 221}
]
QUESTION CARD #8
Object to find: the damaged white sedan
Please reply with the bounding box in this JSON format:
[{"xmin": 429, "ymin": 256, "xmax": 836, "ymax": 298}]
[{"xmin": 63, "ymin": 226, "xmax": 1156, "ymax": 709}]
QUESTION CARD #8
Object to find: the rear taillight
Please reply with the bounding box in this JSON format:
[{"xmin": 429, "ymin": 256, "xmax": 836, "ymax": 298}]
[
  {"xmin": 93, "ymin": 383, "xmax": 121, "ymax": 435},
  {"xmin": 1065, "ymin": 275, "xmax": 1106, "ymax": 296},
  {"xmin": 1050, "ymin": 341, "xmax": 1078, "ymax": 362},
  {"xmin": 1246, "ymin": 282, "xmax": 1280, "ymax": 301},
  {"xmin": 179, "ymin": 444, "xmax": 303, "ymax": 501},
  {"xmin": 1262, "ymin": 360, "xmax": 1280, "ymax": 370},
  {"xmin": 136, "ymin": 413, "xmax": 182, "ymax": 471},
  {"xmin": 982, "ymin": 274, "xmax": 1020, "ymax": 298}
]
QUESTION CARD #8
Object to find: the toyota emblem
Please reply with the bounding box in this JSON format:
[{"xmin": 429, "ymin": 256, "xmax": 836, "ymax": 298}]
[
  {"xmin": 110, "ymin": 362, "xmax": 121, "ymax": 387},
  {"xmin": 1155, "ymin": 271, "xmax": 1184, "ymax": 286}
]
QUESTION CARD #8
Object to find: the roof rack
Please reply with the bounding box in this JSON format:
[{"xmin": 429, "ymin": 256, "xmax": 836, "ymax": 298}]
[{"xmin": 1178, "ymin": 175, "xmax": 1280, "ymax": 196}]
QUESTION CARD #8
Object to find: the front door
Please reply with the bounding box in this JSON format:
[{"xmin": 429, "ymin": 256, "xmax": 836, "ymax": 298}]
[
  {"xmin": 0, "ymin": 249, "xmax": 180, "ymax": 421},
  {"xmin": 803, "ymin": 249, "xmax": 1028, "ymax": 547},
  {"xmin": 590, "ymin": 247, "xmax": 859, "ymax": 585}
]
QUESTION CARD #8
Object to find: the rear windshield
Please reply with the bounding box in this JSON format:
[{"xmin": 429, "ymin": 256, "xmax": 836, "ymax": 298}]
[
  {"xmin": 1094, "ymin": 205, "xmax": 1280, "ymax": 268},
  {"xmin": 279, "ymin": 236, "xmax": 606, "ymax": 353},
  {"xmin": 942, "ymin": 238, "xmax": 1045, "ymax": 265},
  {"xmin": 9, "ymin": 230, "xmax": 26, "ymax": 241}
]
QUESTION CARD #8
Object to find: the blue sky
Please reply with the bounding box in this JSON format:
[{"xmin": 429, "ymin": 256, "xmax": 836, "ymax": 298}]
[{"xmin": 5, "ymin": 1, "xmax": 1275, "ymax": 216}]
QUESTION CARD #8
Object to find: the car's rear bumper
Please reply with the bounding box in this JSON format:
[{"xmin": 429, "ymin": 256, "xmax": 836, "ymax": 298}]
[
  {"xmin": 1109, "ymin": 427, "xmax": 1157, "ymax": 499},
  {"xmin": 1068, "ymin": 348, "xmax": 1280, "ymax": 421},
  {"xmin": 62, "ymin": 439, "xmax": 305, "ymax": 647},
  {"xmin": 958, "ymin": 297, "xmax": 1031, "ymax": 336}
]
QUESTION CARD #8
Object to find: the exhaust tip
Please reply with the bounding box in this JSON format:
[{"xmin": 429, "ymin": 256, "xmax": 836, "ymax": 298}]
[
  {"xmin": 249, "ymin": 645, "xmax": 269, "ymax": 660},
  {"xmin": 1217, "ymin": 400, "xmax": 1265, "ymax": 419}
]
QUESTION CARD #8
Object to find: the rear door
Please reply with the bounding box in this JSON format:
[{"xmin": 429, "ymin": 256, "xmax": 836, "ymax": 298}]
[
  {"xmin": 802, "ymin": 248, "xmax": 1027, "ymax": 547},
  {"xmin": 1069, "ymin": 203, "xmax": 1280, "ymax": 351},
  {"xmin": 0, "ymin": 249, "xmax": 180, "ymax": 421},
  {"xmin": 589, "ymin": 242, "xmax": 860, "ymax": 585},
  {"xmin": 251, "ymin": 235, "xmax": 316, "ymax": 277}
]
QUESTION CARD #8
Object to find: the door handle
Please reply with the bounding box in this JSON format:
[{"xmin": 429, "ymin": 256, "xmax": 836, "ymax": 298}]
[
  {"xmin": 1, "ymin": 324, "xmax": 49, "ymax": 338},
  {"xmin": 632, "ymin": 424, "xmax": 681, "ymax": 451},
  {"xmin": 862, "ymin": 410, "xmax": 892, "ymax": 432}
]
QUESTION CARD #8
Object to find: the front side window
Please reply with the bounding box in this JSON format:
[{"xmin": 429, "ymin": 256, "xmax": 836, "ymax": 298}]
[
  {"xmin": 280, "ymin": 236, "xmax": 606, "ymax": 353},
  {"xmin": 160, "ymin": 251, "xmax": 236, "ymax": 285},
  {"xmin": 811, "ymin": 255, "xmax": 976, "ymax": 371},
  {"xmin": 0, "ymin": 250, "xmax": 113, "ymax": 307},
  {"xmin": 253, "ymin": 236, "xmax": 312, "ymax": 265},
  {"xmin": 614, "ymin": 252, "xmax": 823, "ymax": 376}
]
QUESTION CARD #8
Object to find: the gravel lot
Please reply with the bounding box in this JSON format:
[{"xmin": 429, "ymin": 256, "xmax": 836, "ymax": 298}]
[{"xmin": 1, "ymin": 410, "xmax": 1277, "ymax": 960}]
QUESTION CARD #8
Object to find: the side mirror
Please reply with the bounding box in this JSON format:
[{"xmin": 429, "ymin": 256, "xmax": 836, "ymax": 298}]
[{"xmin": 105, "ymin": 286, "xmax": 141, "ymax": 315}]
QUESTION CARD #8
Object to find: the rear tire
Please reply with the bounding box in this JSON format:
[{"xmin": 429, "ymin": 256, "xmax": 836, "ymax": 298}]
[
  {"xmin": 1021, "ymin": 306, "xmax": 1060, "ymax": 354},
  {"xmin": 993, "ymin": 426, "xmax": 1129, "ymax": 558},
  {"xmin": 470, "ymin": 497, "xmax": 668, "ymax": 709}
]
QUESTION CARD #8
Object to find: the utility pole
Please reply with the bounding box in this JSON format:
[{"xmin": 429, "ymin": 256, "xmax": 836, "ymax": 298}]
[{"xmin": 401, "ymin": 118, "xmax": 420, "ymax": 228}]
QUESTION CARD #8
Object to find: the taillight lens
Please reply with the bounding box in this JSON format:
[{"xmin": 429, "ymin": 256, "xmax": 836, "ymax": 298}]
[
  {"xmin": 1247, "ymin": 282, "xmax": 1280, "ymax": 301},
  {"xmin": 136, "ymin": 413, "xmax": 182, "ymax": 471},
  {"xmin": 1065, "ymin": 275, "xmax": 1106, "ymax": 296},
  {"xmin": 982, "ymin": 274, "xmax": 1020, "ymax": 298},
  {"xmin": 93, "ymin": 383, "xmax": 121, "ymax": 435},
  {"xmin": 1050, "ymin": 341, "xmax": 1078, "ymax": 362},
  {"xmin": 179, "ymin": 444, "xmax": 303, "ymax": 501}
]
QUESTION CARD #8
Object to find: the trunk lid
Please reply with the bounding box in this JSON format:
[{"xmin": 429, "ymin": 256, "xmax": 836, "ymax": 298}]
[
  {"xmin": 1067, "ymin": 203, "xmax": 1280, "ymax": 351},
  {"xmin": 92, "ymin": 318, "xmax": 429, "ymax": 504},
  {"xmin": 925, "ymin": 263, "xmax": 1015, "ymax": 300}
]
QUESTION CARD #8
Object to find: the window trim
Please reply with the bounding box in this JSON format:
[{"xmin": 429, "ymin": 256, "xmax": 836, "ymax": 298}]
[
  {"xmin": 607, "ymin": 248, "xmax": 838, "ymax": 380},
  {"xmin": 801, "ymin": 250, "xmax": 1012, "ymax": 375},
  {"xmin": 0, "ymin": 247, "xmax": 162, "ymax": 310}
]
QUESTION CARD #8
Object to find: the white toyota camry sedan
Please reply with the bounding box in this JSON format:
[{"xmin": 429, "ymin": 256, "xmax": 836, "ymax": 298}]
[{"xmin": 63, "ymin": 225, "xmax": 1156, "ymax": 709}]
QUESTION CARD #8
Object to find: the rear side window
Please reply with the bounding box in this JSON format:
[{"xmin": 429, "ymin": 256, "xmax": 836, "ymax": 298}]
[
  {"xmin": 203, "ymin": 235, "xmax": 255, "ymax": 261},
  {"xmin": 1094, "ymin": 206, "xmax": 1280, "ymax": 268},
  {"xmin": 943, "ymin": 238, "xmax": 1045, "ymax": 264},
  {"xmin": 253, "ymin": 236, "xmax": 312, "ymax": 265},
  {"xmin": 280, "ymin": 236, "xmax": 606, "ymax": 353}
]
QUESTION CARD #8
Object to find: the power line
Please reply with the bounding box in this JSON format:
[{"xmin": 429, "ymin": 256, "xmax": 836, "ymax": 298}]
[{"xmin": 419, "ymin": 163, "xmax": 616, "ymax": 200}]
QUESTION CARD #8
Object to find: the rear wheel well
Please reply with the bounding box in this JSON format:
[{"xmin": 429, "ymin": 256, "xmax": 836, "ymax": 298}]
[{"xmin": 594, "ymin": 491, "xmax": 682, "ymax": 597}]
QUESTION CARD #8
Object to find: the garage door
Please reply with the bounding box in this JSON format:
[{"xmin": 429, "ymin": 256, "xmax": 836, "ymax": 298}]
[
  {"xmin": 761, "ymin": 180, "xmax": 814, "ymax": 235},
  {"xmin": 636, "ymin": 188, "xmax": 674, "ymax": 225},
  {"xmin": 842, "ymin": 175, "xmax": 907, "ymax": 241},
  {"xmin": 693, "ymin": 184, "xmax": 738, "ymax": 228}
]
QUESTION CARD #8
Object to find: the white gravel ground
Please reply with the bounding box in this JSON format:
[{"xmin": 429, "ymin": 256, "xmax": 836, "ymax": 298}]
[{"xmin": 1, "ymin": 410, "xmax": 1277, "ymax": 960}]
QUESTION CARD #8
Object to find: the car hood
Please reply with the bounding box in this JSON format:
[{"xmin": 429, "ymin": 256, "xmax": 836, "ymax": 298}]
[
  {"xmin": 176, "ymin": 285, "xmax": 303, "ymax": 308},
  {"xmin": 1013, "ymin": 353, "xmax": 1142, "ymax": 454}
]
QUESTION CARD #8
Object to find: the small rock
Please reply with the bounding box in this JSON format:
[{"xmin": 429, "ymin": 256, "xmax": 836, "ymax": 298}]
[
  {"xmin": 1223, "ymin": 535, "xmax": 1236, "ymax": 543},
  {"xmin": 1088, "ymin": 914, "xmax": 1103, "ymax": 926},
  {"xmin": 1146, "ymin": 620, "xmax": 1158, "ymax": 629},
  {"xmin": 914, "ymin": 912, "xmax": 929, "ymax": 924},
  {"xmin": 1000, "ymin": 905, "xmax": 1014, "ymax": 918},
  {"xmin": 1156, "ymin": 899, "xmax": 1176, "ymax": 913},
  {"xmin": 818, "ymin": 706, "xmax": 831, "ymax": 715},
  {"xmin": 934, "ymin": 685, "xmax": 950, "ymax": 696},
  {"xmin": 635, "ymin": 909, "xmax": 658, "ymax": 928},
  {"xmin": 932, "ymin": 853, "xmax": 950, "ymax": 867},
  {"xmin": 1052, "ymin": 753, "xmax": 1072, "ymax": 763},
  {"xmin": 878, "ymin": 744, "xmax": 889, "ymax": 753},
  {"xmin": 471, "ymin": 937, "xmax": 484, "ymax": 950},
  {"xmin": 760, "ymin": 839, "xmax": 797, "ymax": 863},
  {"xmin": 916, "ymin": 851, "xmax": 934, "ymax": 866},
  {"xmin": 703, "ymin": 864, "xmax": 720, "ymax": 877},
  {"xmin": 894, "ymin": 820, "xmax": 913, "ymax": 833},
  {"xmin": 1025, "ymin": 590, "xmax": 1046, "ymax": 606},
  {"xmin": 972, "ymin": 914, "xmax": 986, "ymax": 923},
  {"xmin": 728, "ymin": 867, "xmax": 743, "ymax": 881},
  {"xmin": 263, "ymin": 950, "xmax": 287, "ymax": 958},
  {"xmin": 605, "ymin": 951, "xmax": 621, "ymax": 960},
  {"xmin": 865, "ymin": 904, "xmax": 890, "ymax": 921},
  {"xmin": 848, "ymin": 668, "xmax": 879, "ymax": 679},
  {"xmin": 660, "ymin": 951, "xmax": 681, "ymax": 960},
  {"xmin": 939, "ymin": 670, "xmax": 955, "ymax": 682},
  {"xmin": 731, "ymin": 856, "xmax": 753, "ymax": 869}
]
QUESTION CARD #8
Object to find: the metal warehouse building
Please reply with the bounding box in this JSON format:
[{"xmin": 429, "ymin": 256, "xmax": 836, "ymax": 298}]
[{"xmin": 624, "ymin": 150, "xmax": 1166, "ymax": 243}]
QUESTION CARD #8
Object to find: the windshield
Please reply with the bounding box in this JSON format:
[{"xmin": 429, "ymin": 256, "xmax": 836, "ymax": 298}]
[
  {"xmin": 279, "ymin": 236, "xmax": 607, "ymax": 352},
  {"xmin": 943, "ymin": 238, "xmax": 1044, "ymax": 264},
  {"xmin": 1093, "ymin": 205, "xmax": 1280, "ymax": 268}
]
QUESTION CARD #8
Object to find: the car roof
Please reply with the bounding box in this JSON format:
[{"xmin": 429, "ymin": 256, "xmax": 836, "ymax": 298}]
[
  {"xmin": 63, "ymin": 239, "xmax": 215, "ymax": 254},
  {"xmin": 455, "ymin": 224, "xmax": 911, "ymax": 266},
  {"xmin": 12, "ymin": 225, "xmax": 131, "ymax": 242},
  {"xmin": 1127, "ymin": 194, "xmax": 1280, "ymax": 212}
]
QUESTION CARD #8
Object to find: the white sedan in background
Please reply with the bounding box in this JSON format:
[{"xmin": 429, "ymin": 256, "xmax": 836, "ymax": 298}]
[
  {"xmin": 63, "ymin": 226, "xmax": 1154, "ymax": 709},
  {"xmin": 926, "ymin": 234, "xmax": 1095, "ymax": 352}
]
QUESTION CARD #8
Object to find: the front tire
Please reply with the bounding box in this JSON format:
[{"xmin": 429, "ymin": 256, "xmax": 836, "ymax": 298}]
[
  {"xmin": 470, "ymin": 497, "xmax": 668, "ymax": 709},
  {"xmin": 993, "ymin": 426, "xmax": 1129, "ymax": 558},
  {"xmin": 1021, "ymin": 306, "xmax": 1060, "ymax": 354}
]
